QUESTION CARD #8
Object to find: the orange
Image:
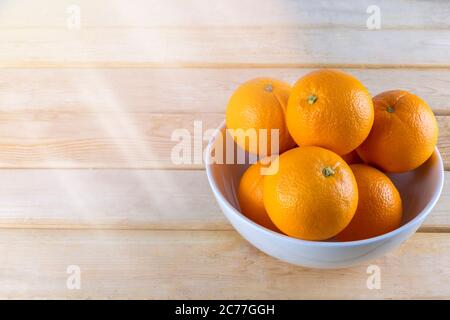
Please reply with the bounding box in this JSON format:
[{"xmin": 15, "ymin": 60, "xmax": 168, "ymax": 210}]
[
  {"xmin": 336, "ymin": 164, "xmax": 403, "ymax": 241},
  {"xmin": 238, "ymin": 160, "xmax": 280, "ymax": 232},
  {"xmin": 226, "ymin": 78, "xmax": 296, "ymax": 156},
  {"xmin": 286, "ymin": 69, "xmax": 374, "ymax": 155},
  {"xmin": 263, "ymin": 146, "xmax": 358, "ymax": 241},
  {"xmin": 341, "ymin": 150, "xmax": 363, "ymax": 165},
  {"xmin": 357, "ymin": 90, "xmax": 438, "ymax": 173}
]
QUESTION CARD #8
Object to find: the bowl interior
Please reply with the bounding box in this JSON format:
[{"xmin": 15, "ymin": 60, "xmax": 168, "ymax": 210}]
[{"xmin": 206, "ymin": 124, "xmax": 444, "ymax": 242}]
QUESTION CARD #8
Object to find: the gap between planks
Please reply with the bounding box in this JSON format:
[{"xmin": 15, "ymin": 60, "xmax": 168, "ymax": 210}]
[
  {"xmin": 4, "ymin": 63, "xmax": 450, "ymax": 70},
  {"xmin": 0, "ymin": 224, "xmax": 448, "ymax": 233}
]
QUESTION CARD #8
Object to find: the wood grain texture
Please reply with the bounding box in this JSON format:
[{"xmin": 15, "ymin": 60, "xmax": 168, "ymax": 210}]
[
  {"xmin": 2, "ymin": 68, "xmax": 450, "ymax": 114},
  {"xmin": 0, "ymin": 169, "xmax": 222, "ymax": 230},
  {"xmin": 0, "ymin": 112, "xmax": 448, "ymax": 169},
  {"xmin": 0, "ymin": 0, "xmax": 448, "ymax": 300},
  {"xmin": 1, "ymin": 0, "xmax": 449, "ymax": 28},
  {"xmin": 0, "ymin": 111, "xmax": 222, "ymax": 169},
  {"xmin": 1, "ymin": 28, "xmax": 450, "ymax": 67},
  {"xmin": 0, "ymin": 169, "xmax": 447, "ymax": 231},
  {"xmin": 0, "ymin": 229, "xmax": 448, "ymax": 299}
]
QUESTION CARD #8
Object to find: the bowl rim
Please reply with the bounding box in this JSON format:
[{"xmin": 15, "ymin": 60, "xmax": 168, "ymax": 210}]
[{"xmin": 204, "ymin": 121, "xmax": 445, "ymax": 247}]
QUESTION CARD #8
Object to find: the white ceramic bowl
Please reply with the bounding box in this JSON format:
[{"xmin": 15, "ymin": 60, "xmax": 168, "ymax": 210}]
[{"xmin": 205, "ymin": 121, "xmax": 444, "ymax": 269}]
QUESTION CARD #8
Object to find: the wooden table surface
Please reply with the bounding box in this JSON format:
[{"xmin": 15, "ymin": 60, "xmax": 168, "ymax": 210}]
[{"xmin": 0, "ymin": 0, "xmax": 450, "ymax": 299}]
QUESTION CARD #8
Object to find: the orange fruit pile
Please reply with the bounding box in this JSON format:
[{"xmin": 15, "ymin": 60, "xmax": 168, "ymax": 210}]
[{"xmin": 226, "ymin": 69, "xmax": 438, "ymax": 242}]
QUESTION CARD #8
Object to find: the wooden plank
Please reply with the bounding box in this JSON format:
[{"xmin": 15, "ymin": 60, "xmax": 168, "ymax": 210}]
[
  {"xmin": 1, "ymin": 0, "xmax": 448, "ymax": 28},
  {"xmin": 0, "ymin": 169, "xmax": 447, "ymax": 231},
  {"xmin": 0, "ymin": 169, "xmax": 225, "ymax": 230},
  {"xmin": 0, "ymin": 112, "xmax": 221, "ymax": 169},
  {"xmin": 1, "ymin": 28, "xmax": 450, "ymax": 67},
  {"xmin": 0, "ymin": 112, "xmax": 448, "ymax": 169},
  {"xmin": 0, "ymin": 230, "xmax": 448, "ymax": 299},
  {"xmin": 2, "ymin": 68, "xmax": 450, "ymax": 114}
]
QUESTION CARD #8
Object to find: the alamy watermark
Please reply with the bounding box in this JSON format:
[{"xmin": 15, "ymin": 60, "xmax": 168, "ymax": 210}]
[
  {"xmin": 366, "ymin": 264, "xmax": 381, "ymax": 290},
  {"xmin": 66, "ymin": 4, "xmax": 81, "ymax": 30},
  {"xmin": 366, "ymin": 5, "xmax": 381, "ymax": 30},
  {"xmin": 66, "ymin": 265, "xmax": 81, "ymax": 290},
  {"xmin": 171, "ymin": 120, "xmax": 280, "ymax": 175}
]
